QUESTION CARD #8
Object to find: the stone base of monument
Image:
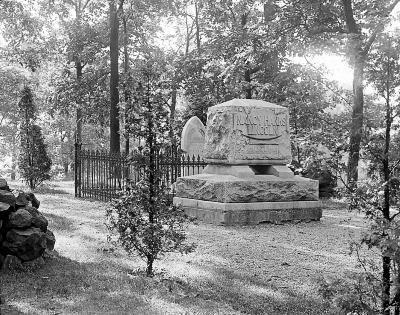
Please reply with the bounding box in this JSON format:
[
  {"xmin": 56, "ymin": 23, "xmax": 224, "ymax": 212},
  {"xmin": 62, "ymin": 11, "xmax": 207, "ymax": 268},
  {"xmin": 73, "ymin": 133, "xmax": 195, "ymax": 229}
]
[
  {"xmin": 173, "ymin": 197, "xmax": 322, "ymax": 225},
  {"xmin": 175, "ymin": 99, "xmax": 323, "ymax": 225},
  {"xmin": 173, "ymin": 170, "xmax": 322, "ymax": 225}
]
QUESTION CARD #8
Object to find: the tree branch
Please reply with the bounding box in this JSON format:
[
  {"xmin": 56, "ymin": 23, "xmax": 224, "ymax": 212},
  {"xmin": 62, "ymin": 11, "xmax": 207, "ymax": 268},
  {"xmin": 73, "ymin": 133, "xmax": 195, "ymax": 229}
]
[
  {"xmin": 304, "ymin": 56, "xmax": 353, "ymax": 108},
  {"xmin": 390, "ymin": 159, "xmax": 400, "ymax": 176},
  {"xmin": 342, "ymin": 0, "xmax": 359, "ymax": 34},
  {"xmin": 390, "ymin": 210, "xmax": 400, "ymax": 221},
  {"xmin": 362, "ymin": 0, "xmax": 400, "ymax": 56},
  {"xmin": 81, "ymin": 0, "xmax": 92, "ymax": 12}
]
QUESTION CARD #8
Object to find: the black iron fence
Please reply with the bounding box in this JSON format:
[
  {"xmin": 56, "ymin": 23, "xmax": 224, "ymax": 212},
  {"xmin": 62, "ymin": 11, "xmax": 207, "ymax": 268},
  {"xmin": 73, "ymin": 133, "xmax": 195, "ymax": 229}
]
[{"xmin": 74, "ymin": 143, "xmax": 207, "ymax": 201}]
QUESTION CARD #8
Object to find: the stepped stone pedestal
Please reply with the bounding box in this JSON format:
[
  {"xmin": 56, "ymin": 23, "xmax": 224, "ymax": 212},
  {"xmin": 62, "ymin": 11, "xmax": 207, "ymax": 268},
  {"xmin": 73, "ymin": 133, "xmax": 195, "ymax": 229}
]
[{"xmin": 173, "ymin": 99, "xmax": 322, "ymax": 225}]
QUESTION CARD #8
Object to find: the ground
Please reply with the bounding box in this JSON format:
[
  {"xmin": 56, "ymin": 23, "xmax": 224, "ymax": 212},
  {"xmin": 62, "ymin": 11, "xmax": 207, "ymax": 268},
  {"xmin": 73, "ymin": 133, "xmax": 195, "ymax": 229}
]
[{"xmin": 1, "ymin": 181, "xmax": 370, "ymax": 315}]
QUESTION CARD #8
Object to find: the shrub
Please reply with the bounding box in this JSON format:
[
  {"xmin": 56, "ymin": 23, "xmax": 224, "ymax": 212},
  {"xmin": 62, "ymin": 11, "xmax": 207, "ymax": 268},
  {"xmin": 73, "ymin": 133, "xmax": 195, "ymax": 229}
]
[
  {"xmin": 107, "ymin": 177, "xmax": 195, "ymax": 277},
  {"xmin": 19, "ymin": 124, "xmax": 52, "ymax": 190},
  {"xmin": 18, "ymin": 86, "xmax": 52, "ymax": 190},
  {"xmin": 106, "ymin": 59, "xmax": 195, "ymax": 276}
]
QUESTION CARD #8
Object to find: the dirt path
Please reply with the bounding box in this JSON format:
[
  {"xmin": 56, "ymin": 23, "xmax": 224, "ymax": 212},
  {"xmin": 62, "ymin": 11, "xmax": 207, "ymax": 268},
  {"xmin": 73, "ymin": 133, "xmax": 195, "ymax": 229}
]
[{"xmin": 1, "ymin": 182, "xmax": 368, "ymax": 314}]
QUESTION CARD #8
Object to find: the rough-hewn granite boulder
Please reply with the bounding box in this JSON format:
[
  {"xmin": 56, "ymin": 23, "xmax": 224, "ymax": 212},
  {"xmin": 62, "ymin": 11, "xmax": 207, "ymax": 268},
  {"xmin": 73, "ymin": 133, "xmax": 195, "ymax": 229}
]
[
  {"xmin": 0, "ymin": 190, "xmax": 15, "ymax": 208},
  {"xmin": 3, "ymin": 227, "xmax": 47, "ymax": 261},
  {"xmin": 0, "ymin": 202, "xmax": 11, "ymax": 216},
  {"xmin": 0, "ymin": 177, "xmax": 55, "ymax": 267},
  {"xmin": 8, "ymin": 208, "xmax": 33, "ymax": 229},
  {"xmin": 7, "ymin": 206, "xmax": 48, "ymax": 232},
  {"xmin": 0, "ymin": 178, "xmax": 9, "ymax": 191},
  {"xmin": 14, "ymin": 191, "xmax": 40, "ymax": 209},
  {"xmin": 25, "ymin": 206, "xmax": 48, "ymax": 231},
  {"xmin": 15, "ymin": 191, "xmax": 30, "ymax": 208},
  {"xmin": 175, "ymin": 174, "xmax": 319, "ymax": 203}
]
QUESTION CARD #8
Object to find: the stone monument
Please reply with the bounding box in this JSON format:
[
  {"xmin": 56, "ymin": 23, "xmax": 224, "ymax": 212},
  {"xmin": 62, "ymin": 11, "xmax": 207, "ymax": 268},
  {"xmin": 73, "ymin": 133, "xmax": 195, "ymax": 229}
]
[
  {"xmin": 173, "ymin": 99, "xmax": 322, "ymax": 225},
  {"xmin": 181, "ymin": 116, "xmax": 206, "ymax": 158}
]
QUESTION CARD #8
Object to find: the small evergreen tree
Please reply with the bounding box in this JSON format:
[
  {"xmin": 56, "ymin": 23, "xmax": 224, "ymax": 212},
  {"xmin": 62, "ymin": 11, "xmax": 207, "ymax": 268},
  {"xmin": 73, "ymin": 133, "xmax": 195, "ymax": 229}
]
[
  {"xmin": 106, "ymin": 58, "xmax": 195, "ymax": 277},
  {"xmin": 18, "ymin": 86, "xmax": 52, "ymax": 190}
]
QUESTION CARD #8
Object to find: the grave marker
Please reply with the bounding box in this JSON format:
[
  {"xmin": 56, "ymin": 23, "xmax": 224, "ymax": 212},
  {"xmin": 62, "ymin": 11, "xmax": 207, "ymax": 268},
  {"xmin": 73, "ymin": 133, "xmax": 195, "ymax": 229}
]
[
  {"xmin": 174, "ymin": 99, "xmax": 322, "ymax": 225},
  {"xmin": 181, "ymin": 116, "xmax": 205, "ymax": 158}
]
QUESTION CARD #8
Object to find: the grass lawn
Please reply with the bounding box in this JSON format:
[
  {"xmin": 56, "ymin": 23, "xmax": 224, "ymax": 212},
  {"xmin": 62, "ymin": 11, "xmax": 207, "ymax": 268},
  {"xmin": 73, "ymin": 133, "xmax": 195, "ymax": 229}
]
[{"xmin": 1, "ymin": 181, "xmax": 369, "ymax": 314}]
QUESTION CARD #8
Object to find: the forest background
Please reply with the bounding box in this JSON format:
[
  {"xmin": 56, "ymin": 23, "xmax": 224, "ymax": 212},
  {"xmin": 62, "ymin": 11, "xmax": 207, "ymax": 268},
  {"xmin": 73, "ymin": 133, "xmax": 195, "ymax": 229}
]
[{"xmin": 0, "ymin": 0, "xmax": 399, "ymax": 186}]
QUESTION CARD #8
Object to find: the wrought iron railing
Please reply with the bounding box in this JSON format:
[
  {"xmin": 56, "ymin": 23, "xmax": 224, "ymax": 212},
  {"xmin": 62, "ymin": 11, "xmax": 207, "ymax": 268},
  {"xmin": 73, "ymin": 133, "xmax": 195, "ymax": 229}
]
[{"xmin": 74, "ymin": 143, "xmax": 206, "ymax": 201}]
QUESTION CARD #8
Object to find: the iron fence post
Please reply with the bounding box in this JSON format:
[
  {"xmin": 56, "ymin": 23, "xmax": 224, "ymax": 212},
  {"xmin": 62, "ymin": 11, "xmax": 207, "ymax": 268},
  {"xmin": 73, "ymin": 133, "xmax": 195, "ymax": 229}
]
[{"xmin": 74, "ymin": 142, "xmax": 82, "ymax": 198}]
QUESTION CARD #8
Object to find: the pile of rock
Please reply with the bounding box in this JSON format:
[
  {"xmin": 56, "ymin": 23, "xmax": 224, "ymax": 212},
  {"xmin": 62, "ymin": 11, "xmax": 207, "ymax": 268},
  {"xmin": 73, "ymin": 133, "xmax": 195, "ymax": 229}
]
[{"xmin": 0, "ymin": 177, "xmax": 55, "ymax": 269}]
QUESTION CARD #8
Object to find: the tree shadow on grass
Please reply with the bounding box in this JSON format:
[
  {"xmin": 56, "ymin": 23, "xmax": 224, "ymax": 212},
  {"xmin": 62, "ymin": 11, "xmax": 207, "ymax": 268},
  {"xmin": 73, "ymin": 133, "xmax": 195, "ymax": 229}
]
[
  {"xmin": 33, "ymin": 186, "xmax": 70, "ymax": 195},
  {"xmin": 0, "ymin": 252, "xmax": 336, "ymax": 315},
  {"xmin": 0, "ymin": 253, "xmax": 160, "ymax": 315},
  {"xmin": 42, "ymin": 213, "xmax": 76, "ymax": 232},
  {"xmin": 156, "ymin": 265, "xmax": 335, "ymax": 315}
]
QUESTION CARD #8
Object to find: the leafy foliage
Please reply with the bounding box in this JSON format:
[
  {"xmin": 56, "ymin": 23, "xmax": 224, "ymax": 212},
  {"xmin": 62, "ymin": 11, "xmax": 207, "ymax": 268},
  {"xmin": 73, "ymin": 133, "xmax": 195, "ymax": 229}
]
[
  {"xmin": 19, "ymin": 124, "xmax": 52, "ymax": 190},
  {"xmin": 107, "ymin": 179, "xmax": 195, "ymax": 277},
  {"xmin": 318, "ymin": 31, "xmax": 400, "ymax": 314},
  {"xmin": 319, "ymin": 268, "xmax": 381, "ymax": 314},
  {"xmin": 107, "ymin": 59, "xmax": 195, "ymax": 277},
  {"xmin": 18, "ymin": 86, "xmax": 52, "ymax": 190}
]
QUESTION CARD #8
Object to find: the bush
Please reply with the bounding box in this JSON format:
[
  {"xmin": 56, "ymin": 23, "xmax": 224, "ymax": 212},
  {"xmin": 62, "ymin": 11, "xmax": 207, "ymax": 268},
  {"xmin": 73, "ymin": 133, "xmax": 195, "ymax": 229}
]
[
  {"xmin": 18, "ymin": 86, "xmax": 52, "ymax": 190},
  {"xmin": 106, "ymin": 59, "xmax": 195, "ymax": 276},
  {"xmin": 19, "ymin": 124, "xmax": 52, "ymax": 190},
  {"xmin": 107, "ymin": 176, "xmax": 195, "ymax": 276},
  {"xmin": 318, "ymin": 271, "xmax": 381, "ymax": 314}
]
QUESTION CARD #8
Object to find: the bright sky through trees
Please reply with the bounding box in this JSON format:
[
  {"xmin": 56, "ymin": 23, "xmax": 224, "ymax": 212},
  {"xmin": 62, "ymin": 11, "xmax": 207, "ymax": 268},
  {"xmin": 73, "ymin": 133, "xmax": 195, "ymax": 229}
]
[{"xmin": 302, "ymin": 54, "xmax": 353, "ymax": 90}]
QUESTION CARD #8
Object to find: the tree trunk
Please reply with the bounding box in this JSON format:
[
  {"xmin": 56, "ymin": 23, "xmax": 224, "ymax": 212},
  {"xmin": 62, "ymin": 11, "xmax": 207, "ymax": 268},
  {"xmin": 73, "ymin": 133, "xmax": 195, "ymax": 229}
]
[
  {"xmin": 346, "ymin": 52, "xmax": 364, "ymax": 187},
  {"xmin": 395, "ymin": 266, "xmax": 400, "ymax": 315},
  {"xmin": 146, "ymin": 80, "xmax": 156, "ymax": 277},
  {"xmin": 195, "ymin": 1, "xmax": 201, "ymax": 52},
  {"xmin": 394, "ymin": 265, "xmax": 400, "ymax": 315},
  {"xmin": 146, "ymin": 255, "xmax": 154, "ymax": 277},
  {"xmin": 63, "ymin": 162, "xmax": 69, "ymax": 175},
  {"xmin": 61, "ymin": 135, "xmax": 69, "ymax": 176},
  {"xmin": 123, "ymin": 14, "xmax": 130, "ymax": 155},
  {"xmin": 169, "ymin": 85, "xmax": 177, "ymax": 147},
  {"xmin": 244, "ymin": 68, "xmax": 251, "ymax": 99},
  {"xmin": 381, "ymin": 57, "xmax": 393, "ymax": 315},
  {"xmin": 11, "ymin": 131, "xmax": 16, "ymax": 180},
  {"xmin": 383, "ymin": 256, "xmax": 391, "ymax": 315},
  {"xmin": 75, "ymin": 61, "xmax": 83, "ymax": 144},
  {"xmin": 185, "ymin": 10, "xmax": 191, "ymax": 56},
  {"xmin": 109, "ymin": 0, "xmax": 120, "ymax": 153},
  {"xmin": 341, "ymin": 0, "xmax": 365, "ymax": 188}
]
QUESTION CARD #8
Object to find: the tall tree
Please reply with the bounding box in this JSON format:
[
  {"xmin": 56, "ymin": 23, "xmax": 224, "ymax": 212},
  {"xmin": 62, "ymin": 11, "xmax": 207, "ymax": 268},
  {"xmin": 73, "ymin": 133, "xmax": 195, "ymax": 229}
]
[
  {"xmin": 0, "ymin": 67, "xmax": 27, "ymax": 179},
  {"xmin": 278, "ymin": 0, "xmax": 400, "ymax": 186},
  {"xmin": 366, "ymin": 34, "xmax": 400, "ymax": 314},
  {"xmin": 109, "ymin": 0, "xmax": 120, "ymax": 153},
  {"xmin": 342, "ymin": 0, "xmax": 400, "ymax": 187},
  {"xmin": 39, "ymin": 0, "xmax": 109, "ymax": 146},
  {"xmin": 321, "ymin": 33, "xmax": 400, "ymax": 315}
]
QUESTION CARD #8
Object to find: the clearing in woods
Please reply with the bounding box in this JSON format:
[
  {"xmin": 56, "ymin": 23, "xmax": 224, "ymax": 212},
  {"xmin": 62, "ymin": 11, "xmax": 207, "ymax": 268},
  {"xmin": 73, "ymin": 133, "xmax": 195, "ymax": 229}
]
[{"xmin": 1, "ymin": 181, "xmax": 368, "ymax": 315}]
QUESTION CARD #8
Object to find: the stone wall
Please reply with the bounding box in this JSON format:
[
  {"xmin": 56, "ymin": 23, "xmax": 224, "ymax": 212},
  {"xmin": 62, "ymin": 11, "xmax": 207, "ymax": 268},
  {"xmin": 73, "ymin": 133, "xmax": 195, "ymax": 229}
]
[{"xmin": 0, "ymin": 177, "xmax": 55, "ymax": 269}]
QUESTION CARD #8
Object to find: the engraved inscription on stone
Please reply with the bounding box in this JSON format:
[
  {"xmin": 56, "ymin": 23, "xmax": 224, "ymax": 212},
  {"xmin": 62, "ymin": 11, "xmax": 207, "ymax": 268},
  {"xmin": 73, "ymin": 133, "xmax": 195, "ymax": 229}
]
[
  {"xmin": 203, "ymin": 99, "xmax": 292, "ymax": 164},
  {"xmin": 246, "ymin": 144, "xmax": 279, "ymax": 155},
  {"xmin": 232, "ymin": 108, "xmax": 288, "ymax": 141}
]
